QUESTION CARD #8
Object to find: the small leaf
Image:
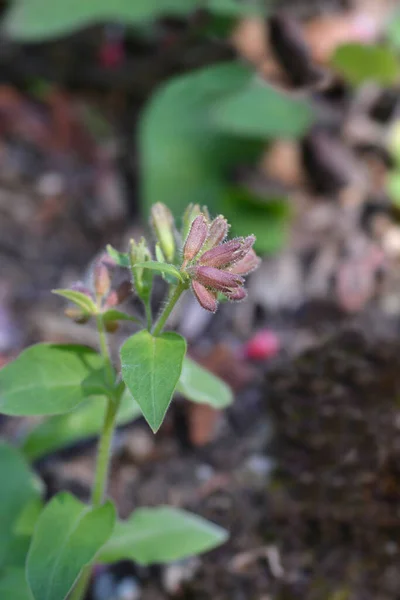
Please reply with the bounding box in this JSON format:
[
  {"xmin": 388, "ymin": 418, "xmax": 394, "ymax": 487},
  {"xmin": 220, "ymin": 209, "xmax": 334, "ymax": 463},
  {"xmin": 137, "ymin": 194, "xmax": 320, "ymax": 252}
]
[
  {"xmin": 120, "ymin": 330, "xmax": 186, "ymax": 432},
  {"xmin": 22, "ymin": 391, "xmax": 141, "ymax": 461},
  {"xmin": 0, "ymin": 344, "xmax": 106, "ymax": 416},
  {"xmin": 98, "ymin": 506, "xmax": 228, "ymax": 565},
  {"xmin": 0, "ymin": 443, "xmax": 41, "ymax": 567},
  {"xmin": 212, "ymin": 82, "xmax": 313, "ymax": 139},
  {"xmin": 52, "ymin": 289, "xmax": 97, "ymax": 315},
  {"xmin": 177, "ymin": 357, "xmax": 233, "ymax": 409},
  {"xmin": 134, "ymin": 261, "xmax": 184, "ymax": 282},
  {"xmin": 106, "ymin": 244, "xmax": 130, "ymax": 268},
  {"xmin": 26, "ymin": 493, "xmax": 115, "ymax": 600},
  {"xmin": 0, "ymin": 568, "xmax": 33, "ymax": 600},
  {"xmin": 331, "ymin": 43, "xmax": 399, "ymax": 87}
]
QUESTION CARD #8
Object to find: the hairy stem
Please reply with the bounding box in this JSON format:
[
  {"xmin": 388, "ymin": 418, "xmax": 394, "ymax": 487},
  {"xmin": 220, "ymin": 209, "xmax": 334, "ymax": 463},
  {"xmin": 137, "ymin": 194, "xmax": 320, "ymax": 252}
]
[
  {"xmin": 70, "ymin": 315, "xmax": 119, "ymax": 600},
  {"xmin": 152, "ymin": 282, "xmax": 186, "ymax": 336}
]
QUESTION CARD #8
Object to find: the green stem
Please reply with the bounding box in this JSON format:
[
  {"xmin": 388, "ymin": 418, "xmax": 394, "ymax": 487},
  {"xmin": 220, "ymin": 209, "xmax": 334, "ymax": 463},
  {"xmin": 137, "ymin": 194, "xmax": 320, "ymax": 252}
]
[
  {"xmin": 145, "ymin": 301, "xmax": 152, "ymax": 331},
  {"xmin": 152, "ymin": 282, "xmax": 186, "ymax": 336},
  {"xmin": 70, "ymin": 315, "xmax": 119, "ymax": 600}
]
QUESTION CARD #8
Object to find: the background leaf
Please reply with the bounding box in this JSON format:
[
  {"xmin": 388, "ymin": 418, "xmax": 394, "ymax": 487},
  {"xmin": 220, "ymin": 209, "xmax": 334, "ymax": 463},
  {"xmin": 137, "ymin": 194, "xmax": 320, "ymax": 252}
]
[
  {"xmin": 0, "ymin": 568, "xmax": 33, "ymax": 600},
  {"xmin": 120, "ymin": 330, "xmax": 186, "ymax": 432},
  {"xmin": 222, "ymin": 188, "xmax": 290, "ymax": 254},
  {"xmin": 140, "ymin": 62, "xmax": 262, "ymax": 216},
  {"xmin": 0, "ymin": 344, "xmax": 107, "ymax": 416},
  {"xmin": 177, "ymin": 357, "xmax": 233, "ymax": 409},
  {"xmin": 331, "ymin": 43, "xmax": 399, "ymax": 86},
  {"xmin": 26, "ymin": 493, "xmax": 115, "ymax": 600},
  {"xmin": 98, "ymin": 506, "xmax": 228, "ymax": 565},
  {"xmin": 0, "ymin": 443, "xmax": 41, "ymax": 567},
  {"xmin": 3, "ymin": 0, "xmax": 199, "ymax": 42},
  {"xmin": 22, "ymin": 390, "xmax": 142, "ymax": 461},
  {"xmin": 212, "ymin": 82, "xmax": 314, "ymax": 139}
]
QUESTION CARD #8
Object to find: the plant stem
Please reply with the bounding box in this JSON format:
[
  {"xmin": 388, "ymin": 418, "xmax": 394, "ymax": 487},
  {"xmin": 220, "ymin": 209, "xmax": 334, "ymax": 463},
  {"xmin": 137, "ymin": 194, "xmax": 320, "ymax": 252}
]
[
  {"xmin": 152, "ymin": 282, "xmax": 186, "ymax": 336},
  {"xmin": 70, "ymin": 315, "xmax": 119, "ymax": 600},
  {"xmin": 145, "ymin": 301, "xmax": 152, "ymax": 331}
]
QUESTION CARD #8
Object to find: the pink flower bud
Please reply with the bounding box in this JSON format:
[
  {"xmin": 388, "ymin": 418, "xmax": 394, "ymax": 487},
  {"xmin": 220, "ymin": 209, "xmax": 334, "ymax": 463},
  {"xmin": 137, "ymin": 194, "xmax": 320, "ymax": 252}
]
[
  {"xmin": 192, "ymin": 266, "xmax": 243, "ymax": 292},
  {"xmin": 183, "ymin": 215, "xmax": 208, "ymax": 262},
  {"xmin": 105, "ymin": 280, "xmax": 132, "ymax": 307},
  {"xmin": 225, "ymin": 287, "xmax": 247, "ymax": 301},
  {"xmin": 199, "ymin": 240, "xmax": 242, "ymax": 268},
  {"xmin": 93, "ymin": 261, "xmax": 111, "ymax": 297},
  {"xmin": 205, "ymin": 215, "xmax": 229, "ymax": 249},
  {"xmin": 192, "ymin": 280, "xmax": 218, "ymax": 313},
  {"xmin": 229, "ymin": 249, "xmax": 261, "ymax": 275}
]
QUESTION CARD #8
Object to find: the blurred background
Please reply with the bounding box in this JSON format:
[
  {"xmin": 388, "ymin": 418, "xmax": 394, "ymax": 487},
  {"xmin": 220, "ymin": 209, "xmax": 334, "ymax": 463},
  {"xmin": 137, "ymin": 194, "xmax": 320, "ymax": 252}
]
[{"xmin": 3, "ymin": 0, "xmax": 400, "ymax": 598}]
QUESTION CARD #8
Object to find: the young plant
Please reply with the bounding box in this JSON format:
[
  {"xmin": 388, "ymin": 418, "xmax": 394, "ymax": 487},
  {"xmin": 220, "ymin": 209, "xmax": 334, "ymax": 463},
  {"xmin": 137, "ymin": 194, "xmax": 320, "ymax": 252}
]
[{"xmin": 0, "ymin": 203, "xmax": 259, "ymax": 600}]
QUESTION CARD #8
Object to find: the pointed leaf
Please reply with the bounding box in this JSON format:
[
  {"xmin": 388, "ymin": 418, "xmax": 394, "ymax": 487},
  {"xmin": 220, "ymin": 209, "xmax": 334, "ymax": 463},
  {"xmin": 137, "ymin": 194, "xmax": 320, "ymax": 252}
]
[
  {"xmin": 120, "ymin": 330, "xmax": 186, "ymax": 432},
  {"xmin": 26, "ymin": 493, "xmax": 115, "ymax": 600},
  {"xmin": 52, "ymin": 289, "xmax": 96, "ymax": 315},
  {"xmin": 177, "ymin": 357, "xmax": 233, "ymax": 409},
  {"xmin": 0, "ymin": 344, "xmax": 106, "ymax": 416},
  {"xmin": 98, "ymin": 506, "xmax": 228, "ymax": 566},
  {"xmin": 106, "ymin": 245, "xmax": 130, "ymax": 268},
  {"xmin": 102, "ymin": 309, "xmax": 140, "ymax": 325},
  {"xmin": 0, "ymin": 568, "xmax": 33, "ymax": 600},
  {"xmin": 134, "ymin": 261, "xmax": 184, "ymax": 282},
  {"xmin": 23, "ymin": 391, "xmax": 141, "ymax": 461},
  {"xmin": 0, "ymin": 443, "xmax": 41, "ymax": 567}
]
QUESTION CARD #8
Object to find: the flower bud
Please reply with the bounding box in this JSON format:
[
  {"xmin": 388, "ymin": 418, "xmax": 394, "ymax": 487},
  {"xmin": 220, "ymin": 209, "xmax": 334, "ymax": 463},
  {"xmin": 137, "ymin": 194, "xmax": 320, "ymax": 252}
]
[
  {"xmin": 229, "ymin": 249, "xmax": 261, "ymax": 275},
  {"xmin": 183, "ymin": 215, "xmax": 208, "ymax": 263},
  {"xmin": 129, "ymin": 237, "xmax": 152, "ymax": 301},
  {"xmin": 64, "ymin": 308, "xmax": 90, "ymax": 324},
  {"xmin": 105, "ymin": 280, "xmax": 132, "ymax": 307},
  {"xmin": 181, "ymin": 204, "xmax": 202, "ymax": 240},
  {"xmin": 93, "ymin": 261, "xmax": 111, "ymax": 298},
  {"xmin": 199, "ymin": 239, "xmax": 242, "ymax": 268},
  {"xmin": 192, "ymin": 266, "xmax": 243, "ymax": 292},
  {"xmin": 191, "ymin": 280, "xmax": 218, "ymax": 313},
  {"xmin": 203, "ymin": 215, "xmax": 229, "ymax": 251},
  {"xmin": 150, "ymin": 202, "xmax": 176, "ymax": 263},
  {"xmin": 224, "ymin": 287, "xmax": 247, "ymax": 301}
]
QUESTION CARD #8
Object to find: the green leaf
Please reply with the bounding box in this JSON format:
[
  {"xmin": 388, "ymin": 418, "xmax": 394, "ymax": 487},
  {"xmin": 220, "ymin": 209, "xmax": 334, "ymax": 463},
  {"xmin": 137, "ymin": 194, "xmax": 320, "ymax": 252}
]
[
  {"xmin": 212, "ymin": 82, "xmax": 313, "ymax": 139},
  {"xmin": 26, "ymin": 493, "xmax": 115, "ymax": 600},
  {"xmin": 3, "ymin": 0, "xmax": 199, "ymax": 42},
  {"xmin": 106, "ymin": 244, "xmax": 130, "ymax": 268},
  {"xmin": 222, "ymin": 188, "xmax": 290, "ymax": 254},
  {"xmin": 102, "ymin": 309, "xmax": 140, "ymax": 325},
  {"xmin": 0, "ymin": 443, "xmax": 41, "ymax": 567},
  {"xmin": 14, "ymin": 498, "xmax": 44, "ymax": 536},
  {"xmin": 0, "ymin": 568, "xmax": 33, "ymax": 600},
  {"xmin": 98, "ymin": 506, "xmax": 227, "ymax": 565},
  {"xmin": 0, "ymin": 344, "xmax": 107, "ymax": 416},
  {"xmin": 331, "ymin": 43, "xmax": 399, "ymax": 86},
  {"xmin": 140, "ymin": 62, "xmax": 262, "ymax": 216},
  {"xmin": 177, "ymin": 357, "xmax": 233, "ymax": 409},
  {"xmin": 52, "ymin": 289, "xmax": 96, "ymax": 315},
  {"xmin": 387, "ymin": 12, "xmax": 400, "ymax": 51},
  {"xmin": 120, "ymin": 330, "xmax": 186, "ymax": 432},
  {"xmin": 134, "ymin": 261, "xmax": 184, "ymax": 282},
  {"xmin": 22, "ymin": 390, "xmax": 142, "ymax": 461}
]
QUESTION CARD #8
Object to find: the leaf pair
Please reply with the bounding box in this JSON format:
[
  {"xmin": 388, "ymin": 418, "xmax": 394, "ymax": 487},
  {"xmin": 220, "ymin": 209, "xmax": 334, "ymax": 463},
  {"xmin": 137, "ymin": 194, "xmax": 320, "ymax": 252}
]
[{"xmin": 26, "ymin": 494, "xmax": 227, "ymax": 600}]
